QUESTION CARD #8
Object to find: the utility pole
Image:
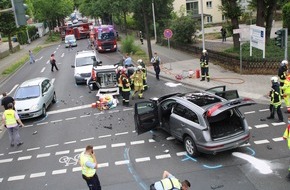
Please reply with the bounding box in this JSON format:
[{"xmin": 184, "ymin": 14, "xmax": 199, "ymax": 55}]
[
  {"xmin": 200, "ymin": 0, "xmax": 205, "ymax": 51},
  {"xmin": 152, "ymin": 0, "xmax": 157, "ymax": 43}
]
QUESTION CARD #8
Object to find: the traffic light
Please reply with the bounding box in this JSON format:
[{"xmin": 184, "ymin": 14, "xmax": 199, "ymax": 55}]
[
  {"xmin": 275, "ymin": 29, "xmax": 285, "ymax": 48},
  {"xmin": 11, "ymin": 0, "xmax": 29, "ymax": 27}
]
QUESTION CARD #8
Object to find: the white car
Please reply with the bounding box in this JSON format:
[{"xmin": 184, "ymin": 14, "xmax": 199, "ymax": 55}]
[
  {"xmin": 72, "ymin": 50, "xmax": 102, "ymax": 85},
  {"xmin": 14, "ymin": 77, "xmax": 56, "ymax": 119}
]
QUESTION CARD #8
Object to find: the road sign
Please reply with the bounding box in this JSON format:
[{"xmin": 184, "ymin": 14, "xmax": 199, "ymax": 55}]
[{"xmin": 164, "ymin": 29, "xmax": 173, "ymax": 39}]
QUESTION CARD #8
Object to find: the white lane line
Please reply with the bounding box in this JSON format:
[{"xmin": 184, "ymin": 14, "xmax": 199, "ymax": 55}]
[
  {"xmin": 64, "ymin": 141, "xmax": 76, "ymax": 145},
  {"xmin": 0, "ymin": 178, "xmax": 3, "ymax": 182},
  {"xmin": 272, "ymin": 137, "xmax": 284, "ymax": 142},
  {"xmin": 80, "ymin": 137, "xmax": 94, "ymax": 142},
  {"xmin": 98, "ymin": 162, "xmax": 109, "ymax": 168},
  {"xmin": 272, "ymin": 122, "xmax": 285, "ymax": 126},
  {"xmin": 46, "ymin": 60, "xmax": 49, "ymax": 64},
  {"xmin": 24, "ymin": 124, "xmax": 33, "ymax": 128},
  {"xmin": 61, "ymin": 53, "xmax": 64, "ymax": 57},
  {"xmin": 99, "ymin": 134, "xmax": 111, "ymax": 138},
  {"xmin": 7, "ymin": 84, "xmax": 19, "ymax": 95},
  {"xmin": 115, "ymin": 132, "xmax": 129, "ymax": 136},
  {"xmin": 135, "ymin": 157, "xmax": 150, "ymax": 162},
  {"xmin": 48, "ymin": 104, "xmax": 91, "ymax": 115},
  {"xmin": 40, "ymin": 67, "xmax": 45, "ymax": 73},
  {"xmin": 0, "ymin": 153, "xmax": 4, "ymax": 156},
  {"xmin": 94, "ymin": 112, "xmax": 104, "ymax": 116},
  {"xmin": 149, "ymin": 139, "xmax": 156, "ymax": 143},
  {"xmin": 18, "ymin": 156, "xmax": 32, "ymax": 161},
  {"xmin": 37, "ymin": 122, "xmax": 48, "ymax": 126},
  {"xmin": 27, "ymin": 147, "xmax": 40, "ymax": 151},
  {"xmin": 240, "ymin": 143, "xmax": 251, "ymax": 147},
  {"xmin": 254, "ymin": 124, "xmax": 269, "ymax": 129},
  {"xmin": 45, "ymin": 144, "xmax": 59, "ymax": 148},
  {"xmin": 156, "ymin": 154, "xmax": 171, "ymax": 159},
  {"xmin": 115, "ymin": 160, "xmax": 129, "ymax": 165},
  {"xmin": 52, "ymin": 169, "xmax": 67, "ymax": 175},
  {"xmin": 55, "ymin": 150, "xmax": 70, "ymax": 155},
  {"xmin": 72, "ymin": 167, "xmax": 82, "ymax": 172},
  {"xmin": 53, "ymin": 51, "xmax": 56, "ymax": 54},
  {"xmin": 30, "ymin": 172, "xmax": 46, "ymax": 178},
  {"xmin": 8, "ymin": 175, "xmax": 25, "ymax": 181},
  {"xmin": 39, "ymin": 56, "xmax": 43, "ymax": 60},
  {"xmin": 8, "ymin": 150, "xmax": 23, "ymax": 155},
  {"xmin": 51, "ymin": 119, "xmax": 62, "ymax": 123},
  {"xmin": 259, "ymin": 109, "xmax": 269, "ymax": 112},
  {"xmin": 166, "ymin": 136, "xmax": 175, "ymax": 140},
  {"xmin": 176, "ymin": 152, "xmax": 187, "ymax": 156},
  {"xmin": 80, "ymin": 114, "xmax": 90, "ymax": 118},
  {"xmin": 244, "ymin": 111, "xmax": 255, "ymax": 114},
  {"xmin": 93, "ymin": 145, "xmax": 106, "ymax": 150},
  {"xmin": 74, "ymin": 148, "xmax": 85, "ymax": 153},
  {"xmin": 108, "ymin": 110, "xmax": 119, "ymax": 113},
  {"xmin": 130, "ymin": 140, "xmax": 145, "ymax": 145},
  {"xmin": 0, "ymin": 158, "xmax": 13, "ymax": 163},
  {"xmin": 111, "ymin": 143, "xmax": 126, "ymax": 148},
  {"xmin": 248, "ymin": 126, "xmax": 252, "ymax": 130},
  {"xmin": 254, "ymin": 140, "xmax": 270, "ymax": 144},
  {"xmin": 51, "ymin": 78, "xmax": 55, "ymax": 84},
  {"xmin": 37, "ymin": 153, "xmax": 50, "ymax": 158},
  {"xmin": 65, "ymin": 117, "xmax": 77, "ymax": 121}
]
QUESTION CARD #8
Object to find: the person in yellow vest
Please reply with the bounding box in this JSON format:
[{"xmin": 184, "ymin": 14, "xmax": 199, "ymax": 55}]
[
  {"xmin": 282, "ymin": 75, "xmax": 290, "ymax": 113},
  {"xmin": 283, "ymin": 116, "xmax": 290, "ymax": 180},
  {"xmin": 150, "ymin": 170, "xmax": 191, "ymax": 190},
  {"xmin": 2, "ymin": 103, "xmax": 24, "ymax": 147},
  {"xmin": 137, "ymin": 59, "xmax": 148, "ymax": 91},
  {"xmin": 131, "ymin": 66, "xmax": 145, "ymax": 100},
  {"xmin": 120, "ymin": 68, "xmax": 131, "ymax": 107},
  {"xmin": 79, "ymin": 145, "xmax": 101, "ymax": 190}
]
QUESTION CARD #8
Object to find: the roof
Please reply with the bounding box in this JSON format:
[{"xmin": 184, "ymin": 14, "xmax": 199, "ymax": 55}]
[
  {"xmin": 75, "ymin": 50, "xmax": 96, "ymax": 58},
  {"xmin": 20, "ymin": 77, "xmax": 48, "ymax": 87},
  {"xmin": 93, "ymin": 65, "xmax": 117, "ymax": 71}
]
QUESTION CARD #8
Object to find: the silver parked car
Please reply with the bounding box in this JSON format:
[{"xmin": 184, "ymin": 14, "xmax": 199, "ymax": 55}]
[
  {"xmin": 134, "ymin": 86, "xmax": 255, "ymax": 157},
  {"xmin": 14, "ymin": 77, "xmax": 56, "ymax": 119}
]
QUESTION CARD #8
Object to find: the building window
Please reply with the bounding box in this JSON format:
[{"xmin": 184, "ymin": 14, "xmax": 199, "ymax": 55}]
[
  {"xmin": 206, "ymin": 1, "xmax": 212, "ymax": 8},
  {"xmin": 207, "ymin": 16, "xmax": 213, "ymax": 23},
  {"xmin": 222, "ymin": 15, "xmax": 226, "ymax": 21},
  {"xmin": 186, "ymin": 2, "xmax": 199, "ymax": 15}
]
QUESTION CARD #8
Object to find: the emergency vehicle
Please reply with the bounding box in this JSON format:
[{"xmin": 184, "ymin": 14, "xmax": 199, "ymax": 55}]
[
  {"xmin": 60, "ymin": 22, "xmax": 92, "ymax": 40},
  {"xmin": 90, "ymin": 25, "xmax": 117, "ymax": 52}
]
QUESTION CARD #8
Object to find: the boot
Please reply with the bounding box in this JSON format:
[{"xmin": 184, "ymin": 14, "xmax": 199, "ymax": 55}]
[
  {"xmin": 200, "ymin": 78, "xmax": 205, "ymax": 81},
  {"xmin": 267, "ymin": 116, "xmax": 274, "ymax": 119},
  {"xmin": 207, "ymin": 78, "xmax": 210, "ymax": 82}
]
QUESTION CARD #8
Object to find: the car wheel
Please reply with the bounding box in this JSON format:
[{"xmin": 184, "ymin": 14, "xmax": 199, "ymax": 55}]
[
  {"xmin": 41, "ymin": 105, "xmax": 46, "ymax": 117},
  {"xmin": 184, "ymin": 136, "xmax": 199, "ymax": 157},
  {"xmin": 52, "ymin": 92, "xmax": 56, "ymax": 103},
  {"xmin": 75, "ymin": 80, "xmax": 81, "ymax": 85}
]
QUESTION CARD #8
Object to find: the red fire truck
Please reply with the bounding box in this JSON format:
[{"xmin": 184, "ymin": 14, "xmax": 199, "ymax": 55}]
[
  {"xmin": 90, "ymin": 25, "xmax": 117, "ymax": 53},
  {"xmin": 60, "ymin": 22, "xmax": 92, "ymax": 40}
]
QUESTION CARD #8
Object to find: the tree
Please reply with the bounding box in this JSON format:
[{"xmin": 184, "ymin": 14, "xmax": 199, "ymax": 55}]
[{"xmin": 282, "ymin": 2, "xmax": 290, "ymax": 28}]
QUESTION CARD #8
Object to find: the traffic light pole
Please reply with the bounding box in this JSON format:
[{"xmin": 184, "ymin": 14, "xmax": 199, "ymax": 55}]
[{"xmin": 285, "ymin": 28, "xmax": 288, "ymax": 60}]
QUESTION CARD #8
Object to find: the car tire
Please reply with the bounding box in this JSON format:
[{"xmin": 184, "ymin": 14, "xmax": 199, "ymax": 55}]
[
  {"xmin": 41, "ymin": 105, "xmax": 46, "ymax": 117},
  {"xmin": 52, "ymin": 92, "xmax": 56, "ymax": 103},
  {"xmin": 75, "ymin": 80, "xmax": 81, "ymax": 85},
  {"xmin": 184, "ymin": 136, "xmax": 200, "ymax": 157}
]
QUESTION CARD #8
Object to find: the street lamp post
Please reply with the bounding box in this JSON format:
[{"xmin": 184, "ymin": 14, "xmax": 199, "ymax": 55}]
[
  {"xmin": 152, "ymin": 0, "xmax": 157, "ymax": 43},
  {"xmin": 200, "ymin": 0, "xmax": 205, "ymax": 51}
]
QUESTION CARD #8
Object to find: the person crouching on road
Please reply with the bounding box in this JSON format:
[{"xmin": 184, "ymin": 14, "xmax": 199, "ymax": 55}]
[
  {"xmin": 79, "ymin": 145, "xmax": 101, "ymax": 190},
  {"xmin": 150, "ymin": 170, "xmax": 191, "ymax": 190},
  {"xmin": 120, "ymin": 68, "xmax": 131, "ymax": 107},
  {"xmin": 200, "ymin": 49, "xmax": 210, "ymax": 82},
  {"xmin": 267, "ymin": 76, "xmax": 283, "ymax": 122},
  {"xmin": 2, "ymin": 103, "xmax": 24, "ymax": 147},
  {"xmin": 131, "ymin": 66, "xmax": 145, "ymax": 100}
]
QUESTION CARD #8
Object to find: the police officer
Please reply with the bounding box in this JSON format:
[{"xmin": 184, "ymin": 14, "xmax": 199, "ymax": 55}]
[
  {"xmin": 283, "ymin": 116, "xmax": 290, "ymax": 180},
  {"xmin": 79, "ymin": 145, "xmax": 101, "ymax": 190},
  {"xmin": 131, "ymin": 66, "xmax": 145, "ymax": 100},
  {"xmin": 267, "ymin": 76, "xmax": 283, "ymax": 122},
  {"xmin": 278, "ymin": 60, "xmax": 288, "ymax": 89},
  {"xmin": 151, "ymin": 52, "xmax": 161, "ymax": 80},
  {"xmin": 120, "ymin": 68, "xmax": 131, "ymax": 107},
  {"xmin": 200, "ymin": 49, "xmax": 210, "ymax": 82}
]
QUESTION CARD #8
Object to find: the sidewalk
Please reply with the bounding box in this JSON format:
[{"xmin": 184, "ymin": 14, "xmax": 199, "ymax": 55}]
[{"xmin": 138, "ymin": 39, "xmax": 271, "ymax": 104}]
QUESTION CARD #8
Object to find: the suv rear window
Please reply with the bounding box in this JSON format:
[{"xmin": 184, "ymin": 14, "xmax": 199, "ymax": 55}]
[
  {"xmin": 76, "ymin": 56, "xmax": 96, "ymax": 67},
  {"xmin": 184, "ymin": 93, "xmax": 221, "ymax": 107}
]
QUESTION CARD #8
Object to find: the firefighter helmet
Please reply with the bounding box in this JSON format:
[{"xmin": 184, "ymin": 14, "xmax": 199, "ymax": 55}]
[
  {"xmin": 137, "ymin": 65, "xmax": 142, "ymax": 70},
  {"xmin": 121, "ymin": 68, "xmax": 127, "ymax": 74},
  {"xmin": 271, "ymin": 76, "xmax": 279, "ymax": 83},
  {"xmin": 202, "ymin": 49, "xmax": 207, "ymax": 54},
  {"xmin": 117, "ymin": 66, "xmax": 123, "ymax": 71},
  {"xmin": 281, "ymin": 60, "xmax": 288, "ymax": 66},
  {"xmin": 137, "ymin": 59, "xmax": 143, "ymax": 63}
]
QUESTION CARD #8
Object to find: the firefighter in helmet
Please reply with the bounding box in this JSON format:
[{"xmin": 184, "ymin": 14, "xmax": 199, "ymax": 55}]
[
  {"xmin": 267, "ymin": 76, "xmax": 283, "ymax": 122},
  {"xmin": 116, "ymin": 66, "xmax": 124, "ymax": 99},
  {"xmin": 278, "ymin": 60, "xmax": 288, "ymax": 89},
  {"xmin": 137, "ymin": 59, "xmax": 148, "ymax": 91},
  {"xmin": 200, "ymin": 49, "xmax": 210, "ymax": 82},
  {"xmin": 131, "ymin": 65, "xmax": 145, "ymax": 100},
  {"xmin": 120, "ymin": 68, "xmax": 131, "ymax": 107}
]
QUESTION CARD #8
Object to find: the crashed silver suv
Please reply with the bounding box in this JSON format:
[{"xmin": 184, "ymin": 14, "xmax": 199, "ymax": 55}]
[{"xmin": 134, "ymin": 86, "xmax": 255, "ymax": 157}]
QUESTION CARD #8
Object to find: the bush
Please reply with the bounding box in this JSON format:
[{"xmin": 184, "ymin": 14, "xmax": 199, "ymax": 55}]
[{"xmin": 120, "ymin": 35, "xmax": 139, "ymax": 54}]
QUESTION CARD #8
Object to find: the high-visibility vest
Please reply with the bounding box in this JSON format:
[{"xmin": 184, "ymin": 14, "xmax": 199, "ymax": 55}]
[
  {"xmin": 159, "ymin": 177, "xmax": 181, "ymax": 190},
  {"xmin": 283, "ymin": 124, "xmax": 290, "ymax": 149},
  {"xmin": 79, "ymin": 152, "xmax": 96, "ymax": 177},
  {"xmin": 131, "ymin": 71, "xmax": 144, "ymax": 87},
  {"xmin": 4, "ymin": 109, "xmax": 17, "ymax": 126},
  {"xmin": 121, "ymin": 75, "xmax": 131, "ymax": 92}
]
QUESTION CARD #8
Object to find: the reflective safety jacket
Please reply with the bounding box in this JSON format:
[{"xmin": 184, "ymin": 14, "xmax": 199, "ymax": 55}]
[
  {"xmin": 3, "ymin": 109, "xmax": 17, "ymax": 127},
  {"xmin": 130, "ymin": 70, "xmax": 144, "ymax": 87},
  {"xmin": 270, "ymin": 83, "xmax": 282, "ymax": 107},
  {"xmin": 278, "ymin": 65, "xmax": 287, "ymax": 83},
  {"xmin": 121, "ymin": 74, "xmax": 131, "ymax": 92},
  {"xmin": 200, "ymin": 54, "xmax": 209, "ymax": 68},
  {"xmin": 159, "ymin": 177, "xmax": 181, "ymax": 190},
  {"xmin": 283, "ymin": 124, "xmax": 290, "ymax": 149},
  {"xmin": 282, "ymin": 78, "xmax": 290, "ymax": 95},
  {"xmin": 79, "ymin": 152, "xmax": 96, "ymax": 177}
]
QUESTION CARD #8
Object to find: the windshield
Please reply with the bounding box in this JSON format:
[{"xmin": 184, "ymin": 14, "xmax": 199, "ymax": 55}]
[
  {"xmin": 76, "ymin": 56, "xmax": 96, "ymax": 67},
  {"xmin": 15, "ymin": 86, "xmax": 40, "ymax": 100},
  {"xmin": 98, "ymin": 32, "xmax": 115, "ymax": 40},
  {"xmin": 65, "ymin": 35, "xmax": 75, "ymax": 41}
]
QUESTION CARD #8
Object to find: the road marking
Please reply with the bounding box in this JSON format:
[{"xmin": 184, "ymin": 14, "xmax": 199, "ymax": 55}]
[
  {"xmin": 18, "ymin": 156, "xmax": 32, "ymax": 161},
  {"xmin": 0, "ymin": 158, "xmax": 13, "ymax": 163},
  {"xmin": 135, "ymin": 157, "xmax": 150, "ymax": 162},
  {"xmin": 248, "ymin": 126, "xmax": 252, "ymax": 130},
  {"xmin": 130, "ymin": 140, "xmax": 145, "ymax": 145},
  {"xmin": 166, "ymin": 136, "xmax": 175, "ymax": 140},
  {"xmin": 64, "ymin": 140, "xmax": 76, "ymax": 145},
  {"xmin": 74, "ymin": 148, "xmax": 85, "ymax": 153},
  {"xmin": 99, "ymin": 134, "xmax": 111, "ymax": 138},
  {"xmin": 72, "ymin": 167, "xmax": 82, "ymax": 172},
  {"xmin": 40, "ymin": 67, "xmax": 45, "ymax": 73},
  {"xmin": 48, "ymin": 104, "xmax": 91, "ymax": 115},
  {"xmin": 93, "ymin": 145, "xmax": 106, "ymax": 150},
  {"xmin": 51, "ymin": 78, "xmax": 55, "ymax": 84},
  {"xmin": 176, "ymin": 152, "xmax": 187, "ymax": 156},
  {"xmin": 240, "ymin": 143, "xmax": 251, "ymax": 147},
  {"xmin": 37, "ymin": 153, "xmax": 50, "ymax": 158},
  {"xmin": 108, "ymin": 110, "xmax": 119, "ymax": 113},
  {"xmin": 24, "ymin": 124, "xmax": 33, "ymax": 128},
  {"xmin": 65, "ymin": 117, "xmax": 77, "ymax": 120},
  {"xmin": 80, "ymin": 114, "xmax": 90, "ymax": 118},
  {"xmin": 149, "ymin": 139, "xmax": 156, "ymax": 143},
  {"xmin": 8, "ymin": 150, "xmax": 22, "ymax": 155},
  {"xmin": 27, "ymin": 147, "xmax": 40, "ymax": 151},
  {"xmin": 80, "ymin": 137, "xmax": 94, "ymax": 142},
  {"xmin": 37, "ymin": 122, "xmax": 48, "ymax": 126},
  {"xmin": 61, "ymin": 53, "xmax": 64, "ymax": 57},
  {"xmin": 0, "ymin": 178, "xmax": 3, "ymax": 182},
  {"xmin": 8, "ymin": 175, "xmax": 25, "ymax": 181},
  {"xmin": 111, "ymin": 143, "xmax": 126, "ymax": 147},
  {"xmin": 254, "ymin": 140, "xmax": 270, "ymax": 144},
  {"xmin": 244, "ymin": 111, "xmax": 255, "ymax": 114},
  {"xmin": 115, "ymin": 132, "xmax": 128, "ymax": 136},
  {"xmin": 98, "ymin": 162, "xmax": 109, "ymax": 168},
  {"xmin": 53, "ymin": 51, "xmax": 56, "ymax": 54},
  {"xmin": 123, "ymin": 108, "xmax": 133, "ymax": 111},
  {"xmin": 272, "ymin": 122, "xmax": 285, "ymax": 126},
  {"xmin": 55, "ymin": 150, "xmax": 70, "ymax": 155},
  {"xmin": 115, "ymin": 160, "xmax": 129, "ymax": 165},
  {"xmin": 259, "ymin": 109, "xmax": 269, "ymax": 112},
  {"xmin": 8, "ymin": 84, "xmax": 19, "ymax": 95},
  {"xmin": 39, "ymin": 56, "xmax": 43, "ymax": 60},
  {"xmin": 45, "ymin": 144, "xmax": 59, "ymax": 148},
  {"xmin": 272, "ymin": 137, "xmax": 284, "ymax": 142},
  {"xmin": 51, "ymin": 119, "xmax": 62, "ymax": 123},
  {"xmin": 52, "ymin": 169, "xmax": 67, "ymax": 175},
  {"xmin": 94, "ymin": 112, "xmax": 104, "ymax": 116},
  {"xmin": 156, "ymin": 154, "xmax": 171, "ymax": 159},
  {"xmin": 254, "ymin": 124, "xmax": 269, "ymax": 129},
  {"xmin": 46, "ymin": 60, "xmax": 49, "ymax": 64},
  {"xmin": 0, "ymin": 153, "xmax": 4, "ymax": 156},
  {"xmin": 30, "ymin": 172, "xmax": 46, "ymax": 178}
]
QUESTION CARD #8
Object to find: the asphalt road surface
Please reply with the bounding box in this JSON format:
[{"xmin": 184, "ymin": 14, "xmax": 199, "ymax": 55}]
[{"xmin": 0, "ymin": 39, "xmax": 289, "ymax": 190}]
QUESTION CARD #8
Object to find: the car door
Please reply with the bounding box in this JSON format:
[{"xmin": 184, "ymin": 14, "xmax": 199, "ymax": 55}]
[
  {"xmin": 205, "ymin": 86, "xmax": 226, "ymax": 94},
  {"xmin": 206, "ymin": 86, "xmax": 240, "ymax": 100},
  {"xmin": 41, "ymin": 80, "xmax": 51, "ymax": 106},
  {"xmin": 134, "ymin": 101, "xmax": 159, "ymax": 135}
]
